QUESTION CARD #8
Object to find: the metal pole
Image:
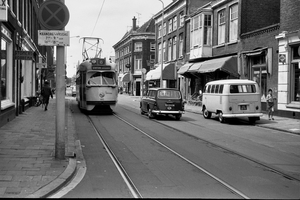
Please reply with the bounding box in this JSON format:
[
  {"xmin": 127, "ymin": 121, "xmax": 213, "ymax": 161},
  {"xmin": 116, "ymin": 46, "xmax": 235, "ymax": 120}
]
[
  {"xmin": 55, "ymin": 0, "xmax": 66, "ymax": 159},
  {"xmin": 158, "ymin": 0, "xmax": 164, "ymax": 88}
]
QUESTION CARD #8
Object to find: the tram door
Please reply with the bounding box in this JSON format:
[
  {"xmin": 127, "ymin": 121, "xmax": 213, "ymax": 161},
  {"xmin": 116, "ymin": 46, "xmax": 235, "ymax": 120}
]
[{"xmin": 79, "ymin": 72, "xmax": 87, "ymax": 108}]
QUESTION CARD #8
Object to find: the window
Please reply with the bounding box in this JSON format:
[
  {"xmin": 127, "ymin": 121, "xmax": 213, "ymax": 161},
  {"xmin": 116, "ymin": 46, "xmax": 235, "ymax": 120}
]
[
  {"xmin": 215, "ymin": 85, "xmax": 219, "ymax": 93},
  {"xmin": 168, "ymin": 39, "xmax": 172, "ymax": 61},
  {"xmin": 218, "ymin": 9, "xmax": 226, "ymax": 45},
  {"xmin": 211, "ymin": 85, "xmax": 215, "ymax": 93},
  {"xmin": 134, "ymin": 42, "xmax": 142, "ymax": 52},
  {"xmin": 168, "ymin": 19, "xmax": 173, "ymax": 33},
  {"xmin": 158, "ymin": 24, "xmax": 162, "ymax": 38},
  {"xmin": 173, "ymin": 37, "xmax": 177, "ymax": 60},
  {"xmin": 1, "ymin": 39, "xmax": 7, "ymax": 100},
  {"xmin": 230, "ymin": 85, "xmax": 256, "ymax": 93},
  {"xmin": 180, "ymin": 12, "xmax": 185, "ymax": 27},
  {"xmin": 173, "ymin": 16, "xmax": 177, "ymax": 30},
  {"xmin": 158, "ymin": 90, "xmax": 181, "ymax": 99},
  {"xmin": 134, "ymin": 55, "xmax": 142, "ymax": 70},
  {"xmin": 229, "ymin": 4, "xmax": 238, "ymax": 42},
  {"xmin": 219, "ymin": 85, "xmax": 224, "ymax": 93},
  {"xmin": 203, "ymin": 14, "xmax": 212, "ymax": 45},
  {"xmin": 150, "ymin": 42, "xmax": 156, "ymax": 52},
  {"xmin": 291, "ymin": 45, "xmax": 300, "ymax": 102},
  {"xmin": 163, "ymin": 41, "xmax": 166, "ymax": 62},
  {"xmin": 191, "ymin": 15, "xmax": 201, "ymax": 48},
  {"xmin": 158, "ymin": 43, "xmax": 162, "ymax": 63},
  {"xmin": 179, "ymin": 34, "xmax": 183, "ymax": 57},
  {"xmin": 87, "ymin": 72, "xmax": 116, "ymax": 86},
  {"xmin": 163, "ymin": 22, "xmax": 166, "ymax": 36}
]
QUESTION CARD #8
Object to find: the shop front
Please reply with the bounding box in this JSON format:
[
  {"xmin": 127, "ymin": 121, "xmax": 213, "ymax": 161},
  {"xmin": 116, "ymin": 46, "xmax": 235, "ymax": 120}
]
[{"xmin": 275, "ymin": 31, "xmax": 300, "ymax": 118}]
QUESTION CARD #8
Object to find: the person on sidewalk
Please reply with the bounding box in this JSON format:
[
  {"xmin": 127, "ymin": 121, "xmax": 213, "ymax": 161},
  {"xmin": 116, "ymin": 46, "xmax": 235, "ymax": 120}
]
[
  {"xmin": 266, "ymin": 88, "xmax": 276, "ymax": 120},
  {"xmin": 41, "ymin": 81, "xmax": 53, "ymax": 111}
]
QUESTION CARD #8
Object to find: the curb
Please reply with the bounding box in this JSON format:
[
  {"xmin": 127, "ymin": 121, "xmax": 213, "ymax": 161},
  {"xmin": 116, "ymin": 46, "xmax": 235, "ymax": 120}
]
[{"xmin": 26, "ymin": 158, "xmax": 77, "ymax": 198}]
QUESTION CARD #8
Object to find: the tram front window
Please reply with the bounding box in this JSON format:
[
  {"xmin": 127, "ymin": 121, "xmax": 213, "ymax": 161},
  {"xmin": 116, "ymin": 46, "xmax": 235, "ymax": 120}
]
[{"xmin": 87, "ymin": 72, "xmax": 116, "ymax": 86}]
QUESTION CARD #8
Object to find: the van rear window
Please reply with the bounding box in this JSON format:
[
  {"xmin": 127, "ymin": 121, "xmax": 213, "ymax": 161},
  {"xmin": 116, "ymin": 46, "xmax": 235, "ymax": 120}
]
[{"xmin": 230, "ymin": 84, "xmax": 256, "ymax": 93}]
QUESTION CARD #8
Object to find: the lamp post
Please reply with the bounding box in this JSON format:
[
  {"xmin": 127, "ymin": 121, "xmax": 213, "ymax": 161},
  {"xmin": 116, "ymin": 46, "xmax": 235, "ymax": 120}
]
[{"xmin": 158, "ymin": 0, "xmax": 164, "ymax": 88}]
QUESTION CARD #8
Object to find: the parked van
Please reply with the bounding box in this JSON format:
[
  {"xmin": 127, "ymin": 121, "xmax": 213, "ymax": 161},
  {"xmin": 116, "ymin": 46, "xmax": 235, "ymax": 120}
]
[{"xmin": 202, "ymin": 79, "xmax": 263, "ymax": 124}]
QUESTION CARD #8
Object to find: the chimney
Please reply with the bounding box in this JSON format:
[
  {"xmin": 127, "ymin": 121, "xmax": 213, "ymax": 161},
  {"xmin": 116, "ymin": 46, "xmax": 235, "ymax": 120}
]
[{"xmin": 132, "ymin": 16, "xmax": 137, "ymax": 31}]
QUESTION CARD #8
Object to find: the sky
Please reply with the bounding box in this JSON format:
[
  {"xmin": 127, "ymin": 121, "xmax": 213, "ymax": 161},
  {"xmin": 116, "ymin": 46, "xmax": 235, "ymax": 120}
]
[{"xmin": 64, "ymin": 0, "xmax": 173, "ymax": 77}]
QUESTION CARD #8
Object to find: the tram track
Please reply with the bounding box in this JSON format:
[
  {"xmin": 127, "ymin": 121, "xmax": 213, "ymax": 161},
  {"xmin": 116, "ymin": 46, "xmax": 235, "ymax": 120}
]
[
  {"xmin": 87, "ymin": 113, "xmax": 250, "ymax": 199},
  {"xmin": 121, "ymin": 104, "xmax": 300, "ymax": 183}
]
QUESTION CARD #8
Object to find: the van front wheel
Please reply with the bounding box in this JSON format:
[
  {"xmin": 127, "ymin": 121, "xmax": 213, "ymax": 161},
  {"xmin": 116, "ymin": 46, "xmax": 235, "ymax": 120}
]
[{"xmin": 203, "ymin": 107, "xmax": 212, "ymax": 119}]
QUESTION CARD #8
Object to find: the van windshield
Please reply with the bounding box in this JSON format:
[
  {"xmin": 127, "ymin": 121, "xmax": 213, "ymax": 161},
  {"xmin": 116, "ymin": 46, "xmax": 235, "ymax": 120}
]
[
  {"xmin": 158, "ymin": 90, "xmax": 181, "ymax": 99},
  {"xmin": 230, "ymin": 84, "xmax": 256, "ymax": 93}
]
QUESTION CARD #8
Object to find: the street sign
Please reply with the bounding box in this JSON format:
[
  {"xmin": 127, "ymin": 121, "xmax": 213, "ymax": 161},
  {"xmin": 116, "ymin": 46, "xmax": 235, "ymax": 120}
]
[
  {"xmin": 38, "ymin": 30, "xmax": 70, "ymax": 46},
  {"xmin": 16, "ymin": 51, "xmax": 33, "ymax": 60},
  {"xmin": 38, "ymin": 0, "xmax": 69, "ymax": 30}
]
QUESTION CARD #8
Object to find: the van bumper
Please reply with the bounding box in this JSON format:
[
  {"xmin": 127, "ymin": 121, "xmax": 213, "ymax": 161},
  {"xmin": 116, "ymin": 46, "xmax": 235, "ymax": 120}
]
[
  {"xmin": 222, "ymin": 113, "xmax": 263, "ymax": 118},
  {"xmin": 152, "ymin": 110, "xmax": 185, "ymax": 114}
]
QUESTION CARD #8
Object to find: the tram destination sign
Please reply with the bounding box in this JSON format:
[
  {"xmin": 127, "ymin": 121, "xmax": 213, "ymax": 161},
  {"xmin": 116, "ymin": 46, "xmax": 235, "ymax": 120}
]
[
  {"xmin": 92, "ymin": 66, "xmax": 111, "ymax": 70},
  {"xmin": 38, "ymin": 30, "xmax": 70, "ymax": 46}
]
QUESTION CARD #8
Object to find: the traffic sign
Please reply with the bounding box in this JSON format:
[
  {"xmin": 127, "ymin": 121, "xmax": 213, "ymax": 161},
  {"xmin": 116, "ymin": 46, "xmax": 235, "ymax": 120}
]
[
  {"xmin": 38, "ymin": 1, "xmax": 69, "ymax": 30},
  {"xmin": 38, "ymin": 30, "xmax": 70, "ymax": 46}
]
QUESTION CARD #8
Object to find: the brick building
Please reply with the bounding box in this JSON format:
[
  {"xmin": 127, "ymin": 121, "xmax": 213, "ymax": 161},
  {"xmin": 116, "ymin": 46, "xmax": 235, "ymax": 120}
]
[{"xmin": 113, "ymin": 17, "xmax": 156, "ymax": 96}]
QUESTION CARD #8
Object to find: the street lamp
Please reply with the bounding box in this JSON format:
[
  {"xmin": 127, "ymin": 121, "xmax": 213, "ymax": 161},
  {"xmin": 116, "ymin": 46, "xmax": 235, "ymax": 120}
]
[{"xmin": 158, "ymin": 0, "xmax": 164, "ymax": 88}]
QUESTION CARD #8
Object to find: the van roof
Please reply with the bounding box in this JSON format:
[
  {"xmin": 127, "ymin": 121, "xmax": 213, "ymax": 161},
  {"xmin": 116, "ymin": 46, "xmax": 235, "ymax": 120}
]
[{"xmin": 205, "ymin": 79, "xmax": 256, "ymax": 85}]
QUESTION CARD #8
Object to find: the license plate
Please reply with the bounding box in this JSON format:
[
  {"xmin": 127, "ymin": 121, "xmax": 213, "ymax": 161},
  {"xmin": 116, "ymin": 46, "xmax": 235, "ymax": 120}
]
[
  {"xmin": 240, "ymin": 105, "xmax": 247, "ymax": 110},
  {"xmin": 165, "ymin": 104, "xmax": 175, "ymax": 107}
]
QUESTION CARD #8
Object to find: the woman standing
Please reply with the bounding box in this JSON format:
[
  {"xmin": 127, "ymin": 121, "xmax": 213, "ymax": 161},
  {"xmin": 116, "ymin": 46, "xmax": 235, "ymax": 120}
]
[{"xmin": 266, "ymin": 88, "xmax": 276, "ymax": 120}]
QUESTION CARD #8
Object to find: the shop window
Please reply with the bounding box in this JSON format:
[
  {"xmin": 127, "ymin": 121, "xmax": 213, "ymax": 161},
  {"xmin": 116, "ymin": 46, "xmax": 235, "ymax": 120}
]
[
  {"xmin": 291, "ymin": 45, "xmax": 300, "ymax": 103},
  {"xmin": 1, "ymin": 39, "xmax": 7, "ymax": 100}
]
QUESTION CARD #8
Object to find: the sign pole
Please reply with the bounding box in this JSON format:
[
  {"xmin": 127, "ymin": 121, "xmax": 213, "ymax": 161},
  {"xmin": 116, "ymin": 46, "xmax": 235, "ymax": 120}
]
[
  {"xmin": 55, "ymin": 0, "xmax": 66, "ymax": 159},
  {"xmin": 38, "ymin": 0, "xmax": 69, "ymax": 160}
]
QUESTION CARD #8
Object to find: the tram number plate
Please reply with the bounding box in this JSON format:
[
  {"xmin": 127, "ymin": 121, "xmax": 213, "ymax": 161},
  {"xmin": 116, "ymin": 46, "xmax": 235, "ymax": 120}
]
[{"xmin": 240, "ymin": 105, "xmax": 247, "ymax": 110}]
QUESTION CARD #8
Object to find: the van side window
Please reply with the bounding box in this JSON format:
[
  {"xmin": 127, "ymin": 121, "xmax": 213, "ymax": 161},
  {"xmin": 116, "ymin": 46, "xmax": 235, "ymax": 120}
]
[
  {"xmin": 204, "ymin": 86, "xmax": 207, "ymax": 93},
  {"xmin": 215, "ymin": 85, "xmax": 219, "ymax": 93},
  {"xmin": 207, "ymin": 85, "xmax": 211, "ymax": 93},
  {"xmin": 230, "ymin": 84, "xmax": 256, "ymax": 93},
  {"xmin": 219, "ymin": 85, "xmax": 223, "ymax": 93},
  {"xmin": 211, "ymin": 85, "xmax": 215, "ymax": 93},
  {"xmin": 230, "ymin": 85, "xmax": 239, "ymax": 93}
]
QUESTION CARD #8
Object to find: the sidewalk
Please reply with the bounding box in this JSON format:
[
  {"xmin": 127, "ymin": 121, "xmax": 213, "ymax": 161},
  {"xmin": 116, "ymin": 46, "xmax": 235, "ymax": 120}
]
[{"xmin": 0, "ymin": 97, "xmax": 77, "ymax": 198}]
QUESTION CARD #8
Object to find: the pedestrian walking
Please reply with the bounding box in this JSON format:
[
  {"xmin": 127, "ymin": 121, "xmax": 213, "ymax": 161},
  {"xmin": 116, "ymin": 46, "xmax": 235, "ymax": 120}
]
[
  {"xmin": 41, "ymin": 81, "xmax": 53, "ymax": 111},
  {"xmin": 266, "ymin": 88, "xmax": 276, "ymax": 120}
]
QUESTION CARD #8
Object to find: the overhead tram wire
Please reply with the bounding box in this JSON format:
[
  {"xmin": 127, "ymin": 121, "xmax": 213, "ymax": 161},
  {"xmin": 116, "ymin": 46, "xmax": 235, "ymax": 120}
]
[{"xmin": 91, "ymin": 0, "xmax": 106, "ymax": 36}]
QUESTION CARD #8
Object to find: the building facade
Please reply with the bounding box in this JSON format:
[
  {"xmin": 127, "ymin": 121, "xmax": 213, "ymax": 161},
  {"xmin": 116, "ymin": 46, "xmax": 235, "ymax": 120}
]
[
  {"xmin": 0, "ymin": 0, "xmax": 52, "ymax": 127},
  {"xmin": 275, "ymin": 0, "xmax": 300, "ymax": 118},
  {"xmin": 113, "ymin": 17, "xmax": 156, "ymax": 96}
]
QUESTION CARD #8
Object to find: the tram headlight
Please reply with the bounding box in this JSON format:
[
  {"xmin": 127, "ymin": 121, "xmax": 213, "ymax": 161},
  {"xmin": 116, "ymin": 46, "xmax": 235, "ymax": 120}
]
[
  {"xmin": 229, "ymin": 107, "xmax": 232, "ymax": 111},
  {"xmin": 256, "ymin": 106, "xmax": 259, "ymax": 110}
]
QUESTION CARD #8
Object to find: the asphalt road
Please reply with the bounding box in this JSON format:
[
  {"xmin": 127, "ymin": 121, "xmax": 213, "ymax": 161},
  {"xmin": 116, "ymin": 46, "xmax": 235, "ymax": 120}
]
[{"xmin": 56, "ymin": 95, "xmax": 300, "ymax": 198}]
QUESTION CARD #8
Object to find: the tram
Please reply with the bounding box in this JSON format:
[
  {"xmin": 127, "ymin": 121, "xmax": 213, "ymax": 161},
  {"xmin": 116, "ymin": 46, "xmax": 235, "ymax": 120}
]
[{"xmin": 76, "ymin": 37, "xmax": 118, "ymax": 113}]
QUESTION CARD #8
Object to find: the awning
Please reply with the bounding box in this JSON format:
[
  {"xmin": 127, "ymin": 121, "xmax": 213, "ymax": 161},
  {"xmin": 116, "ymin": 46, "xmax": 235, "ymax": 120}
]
[
  {"xmin": 198, "ymin": 56, "xmax": 239, "ymax": 77},
  {"xmin": 121, "ymin": 73, "xmax": 130, "ymax": 82},
  {"xmin": 145, "ymin": 63, "xmax": 176, "ymax": 81},
  {"xmin": 187, "ymin": 61, "xmax": 204, "ymax": 73},
  {"xmin": 177, "ymin": 63, "xmax": 194, "ymax": 74}
]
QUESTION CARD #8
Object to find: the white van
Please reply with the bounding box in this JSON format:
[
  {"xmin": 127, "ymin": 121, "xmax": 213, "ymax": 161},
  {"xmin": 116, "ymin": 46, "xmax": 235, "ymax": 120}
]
[{"xmin": 202, "ymin": 79, "xmax": 263, "ymax": 123}]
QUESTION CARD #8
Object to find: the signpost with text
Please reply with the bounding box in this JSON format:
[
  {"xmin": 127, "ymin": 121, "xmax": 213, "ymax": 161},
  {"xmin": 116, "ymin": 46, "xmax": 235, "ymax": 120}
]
[{"xmin": 38, "ymin": 0, "xmax": 69, "ymax": 160}]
